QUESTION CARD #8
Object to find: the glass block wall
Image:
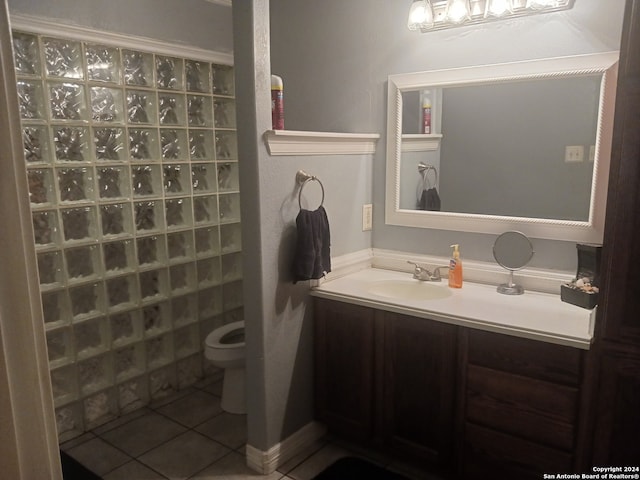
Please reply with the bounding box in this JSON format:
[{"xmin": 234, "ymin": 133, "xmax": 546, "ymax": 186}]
[{"xmin": 12, "ymin": 31, "xmax": 243, "ymax": 440}]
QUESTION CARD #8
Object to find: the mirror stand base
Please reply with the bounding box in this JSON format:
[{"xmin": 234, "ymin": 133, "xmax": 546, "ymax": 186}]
[{"xmin": 497, "ymin": 282, "xmax": 525, "ymax": 295}]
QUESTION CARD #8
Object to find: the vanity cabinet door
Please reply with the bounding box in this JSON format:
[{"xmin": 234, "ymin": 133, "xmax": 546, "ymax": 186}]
[
  {"xmin": 382, "ymin": 312, "xmax": 457, "ymax": 467},
  {"xmin": 314, "ymin": 298, "xmax": 377, "ymax": 441}
]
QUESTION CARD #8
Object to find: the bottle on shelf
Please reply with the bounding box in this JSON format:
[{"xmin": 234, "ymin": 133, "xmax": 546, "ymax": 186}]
[
  {"xmin": 421, "ymin": 90, "xmax": 432, "ymax": 134},
  {"xmin": 271, "ymin": 74, "xmax": 284, "ymax": 130}
]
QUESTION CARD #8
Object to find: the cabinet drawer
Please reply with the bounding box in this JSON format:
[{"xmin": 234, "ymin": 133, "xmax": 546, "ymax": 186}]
[
  {"xmin": 468, "ymin": 329, "xmax": 581, "ymax": 385},
  {"xmin": 466, "ymin": 364, "xmax": 578, "ymax": 450},
  {"xmin": 463, "ymin": 422, "xmax": 574, "ymax": 479}
]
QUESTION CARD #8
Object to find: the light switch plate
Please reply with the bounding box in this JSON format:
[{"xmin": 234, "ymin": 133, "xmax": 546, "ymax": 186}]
[{"xmin": 362, "ymin": 204, "xmax": 372, "ymax": 231}]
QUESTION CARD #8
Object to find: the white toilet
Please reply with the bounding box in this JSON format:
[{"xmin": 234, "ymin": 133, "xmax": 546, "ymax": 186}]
[{"xmin": 204, "ymin": 320, "xmax": 246, "ymax": 414}]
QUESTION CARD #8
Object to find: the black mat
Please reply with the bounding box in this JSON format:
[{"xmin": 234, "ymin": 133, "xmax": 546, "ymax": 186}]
[
  {"xmin": 313, "ymin": 457, "xmax": 409, "ymax": 480},
  {"xmin": 60, "ymin": 451, "xmax": 102, "ymax": 480}
]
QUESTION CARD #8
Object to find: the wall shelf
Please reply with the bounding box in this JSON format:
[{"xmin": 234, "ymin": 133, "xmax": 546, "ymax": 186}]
[
  {"xmin": 401, "ymin": 134, "xmax": 443, "ymax": 152},
  {"xmin": 264, "ymin": 130, "xmax": 380, "ymax": 156}
]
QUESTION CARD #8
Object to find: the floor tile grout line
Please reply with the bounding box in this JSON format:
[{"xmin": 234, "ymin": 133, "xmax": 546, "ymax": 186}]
[
  {"xmin": 58, "ymin": 377, "xmax": 224, "ymax": 448},
  {"xmin": 96, "ymin": 424, "xmax": 230, "ymax": 478},
  {"xmin": 104, "ymin": 457, "xmax": 173, "ymax": 480},
  {"xmin": 63, "ymin": 380, "xmax": 256, "ymax": 474},
  {"xmin": 128, "ymin": 457, "xmax": 173, "ymax": 480},
  {"xmin": 183, "ymin": 449, "xmax": 237, "ymax": 480},
  {"xmin": 67, "ymin": 411, "xmax": 243, "ymax": 475},
  {"xmin": 147, "ymin": 399, "xmax": 225, "ymax": 430},
  {"xmin": 58, "ymin": 380, "xmax": 236, "ymax": 477},
  {"xmin": 130, "ymin": 430, "xmax": 236, "ymax": 480},
  {"xmin": 95, "ymin": 419, "xmax": 188, "ymax": 462}
]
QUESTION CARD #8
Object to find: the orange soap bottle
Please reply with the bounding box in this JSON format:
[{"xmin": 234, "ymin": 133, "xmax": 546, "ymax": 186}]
[{"xmin": 448, "ymin": 244, "xmax": 463, "ymax": 288}]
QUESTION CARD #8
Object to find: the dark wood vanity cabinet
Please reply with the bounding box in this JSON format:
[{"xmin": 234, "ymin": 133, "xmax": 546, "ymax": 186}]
[
  {"xmin": 459, "ymin": 329, "xmax": 589, "ymax": 480},
  {"xmin": 313, "ymin": 299, "xmax": 457, "ymax": 467},
  {"xmin": 314, "ymin": 297, "xmax": 593, "ymax": 478}
]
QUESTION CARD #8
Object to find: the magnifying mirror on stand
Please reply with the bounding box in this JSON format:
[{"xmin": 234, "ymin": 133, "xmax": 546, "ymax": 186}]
[{"xmin": 493, "ymin": 231, "xmax": 535, "ymax": 295}]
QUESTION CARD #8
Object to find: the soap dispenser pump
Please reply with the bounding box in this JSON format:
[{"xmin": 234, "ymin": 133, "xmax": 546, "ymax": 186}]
[{"xmin": 449, "ymin": 244, "xmax": 463, "ymax": 288}]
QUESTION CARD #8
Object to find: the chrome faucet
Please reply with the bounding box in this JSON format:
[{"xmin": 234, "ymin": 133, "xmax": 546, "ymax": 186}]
[{"xmin": 407, "ymin": 261, "xmax": 448, "ymax": 282}]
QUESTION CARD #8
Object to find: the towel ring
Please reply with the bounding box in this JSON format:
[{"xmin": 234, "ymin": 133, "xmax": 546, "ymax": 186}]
[
  {"xmin": 296, "ymin": 170, "xmax": 325, "ymax": 210},
  {"xmin": 418, "ymin": 162, "xmax": 438, "ymax": 188}
]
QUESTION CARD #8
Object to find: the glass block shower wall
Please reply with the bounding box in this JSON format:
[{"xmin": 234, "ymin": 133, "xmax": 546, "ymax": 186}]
[{"xmin": 12, "ymin": 31, "xmax": 243, "ymax": 440}]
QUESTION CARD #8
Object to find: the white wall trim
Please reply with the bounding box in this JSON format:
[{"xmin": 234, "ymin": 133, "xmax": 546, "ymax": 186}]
[
  {"xmin": 264, "ymin": 130, "xmax": 380, "ymax": 156},
  {"xmin": 245, "ymin": 421, "xmax": 327, "ymax": 474},
  {"xmin": 401, "ymin": 133, "xmax": 442, "ymax": 152},
  {"xmin": 9, "ymin": 13, "xmax": 234, "ymax": 65}
]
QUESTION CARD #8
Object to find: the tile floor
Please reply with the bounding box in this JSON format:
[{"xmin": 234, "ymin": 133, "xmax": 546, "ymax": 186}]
[{"xmin": 60, "ymin": 377, "xmax": 441, "ymax": 480}]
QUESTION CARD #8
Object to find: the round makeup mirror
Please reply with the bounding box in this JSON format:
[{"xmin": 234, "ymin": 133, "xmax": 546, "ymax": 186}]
[{"xmin": 493, "ymin": 231, "xmax": 535, "ymax": 295}]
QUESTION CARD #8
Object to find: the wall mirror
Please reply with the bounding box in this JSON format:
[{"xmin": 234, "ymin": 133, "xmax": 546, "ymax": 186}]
[{"xmin": 385, "ymin": 53, "xmax": 619, "ymax": 243}]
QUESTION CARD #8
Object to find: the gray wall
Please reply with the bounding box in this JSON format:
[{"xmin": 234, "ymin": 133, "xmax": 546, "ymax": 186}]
[
  {"xmin": 438, "ymin": 76, "xmax": 599, "ymax": 221},
  {"xmin": 8, "ymin": 0, "xmax": 233, "ymax": 53},
  {"xmin": 234, "ymin": 0, "xmax": 374, "ymax": 452},
  {"xmin": 270, "ymin": 0, "xmax": 626, "ymax": 271}
]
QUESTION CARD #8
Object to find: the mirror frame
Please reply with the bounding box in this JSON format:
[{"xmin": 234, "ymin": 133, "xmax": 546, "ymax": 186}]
[{"xmin": 385, "ymin": 52, "xmax": 619, "ymax": 243}]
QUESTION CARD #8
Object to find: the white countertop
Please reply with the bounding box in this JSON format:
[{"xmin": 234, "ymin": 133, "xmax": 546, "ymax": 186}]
[{"xmin": 310, "ymin": 268, "xmax": 595, "ymax": 349}]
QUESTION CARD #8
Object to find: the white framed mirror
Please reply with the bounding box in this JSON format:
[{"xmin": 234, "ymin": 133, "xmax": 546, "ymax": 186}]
[{"xmin": 385, "ymin": 52, "xmax": 619, "ymax": 243}]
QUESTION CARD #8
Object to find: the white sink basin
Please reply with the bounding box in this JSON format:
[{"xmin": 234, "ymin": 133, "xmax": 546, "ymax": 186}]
[{"xmin": 365, "ymin": 280, "xmax": 452, "ymax": 301}]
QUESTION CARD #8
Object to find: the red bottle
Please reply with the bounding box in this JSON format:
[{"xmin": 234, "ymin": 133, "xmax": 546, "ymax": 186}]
[
  {"xmin": 422, "ymin": 93, "xmax": 432, "ymax": 134},
  {"xmin": 271, "ymin": 75, "xmax": 284, "ymax": 130}
]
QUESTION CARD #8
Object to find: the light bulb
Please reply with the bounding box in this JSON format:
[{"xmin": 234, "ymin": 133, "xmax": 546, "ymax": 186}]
[
  {"xmin": 446, "ymin": 0, "xmax": 471, "ymax": 24},
  {"xmin": 526, "ymin": 0, "xmax": 557, "ymax": 10},
  {"xmin": 408, "ymin": 0, "xmax": 434, "ymax": 30},
  {"xmin": 486, "ymin": 0, "xmax": 514, "ymax": 17}
]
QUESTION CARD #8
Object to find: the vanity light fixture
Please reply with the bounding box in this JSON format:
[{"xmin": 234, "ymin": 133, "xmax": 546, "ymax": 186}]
[
  {"xmin": 446, "ymin": 0, "xmax": 471, "ymax": 23},
  {"xmin": 486, "ymin": 0, "xmax": 514, "ymax": 17},
  {"xmin": 527, "ymin": 0, "xmax": 560, "ymax": 9},
  {"xmin": 408, "ymin": 0, "xmax": 435, "ymax": 31},
  {"xmin": 407, "ymin": 0, "xmax": 575, "ymax": 32}
]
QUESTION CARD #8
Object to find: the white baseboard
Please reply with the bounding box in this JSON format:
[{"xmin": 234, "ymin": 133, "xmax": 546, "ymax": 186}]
[{"xmin": 245, "ymin": 421, "xmax": 327, "ymax": 474}]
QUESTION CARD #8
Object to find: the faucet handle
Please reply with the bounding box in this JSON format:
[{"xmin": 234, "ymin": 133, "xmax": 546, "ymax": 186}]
[
  {"xmin": 407, "ymin": 260, "xmax": 426, "ymax": 272},
  {"xmin": 407, "ymin": 260, "xmax": 432, "ymax": 280},
  {"xmin": 432, "ymin": 265, "xmax": 449, "ymax": 280}
]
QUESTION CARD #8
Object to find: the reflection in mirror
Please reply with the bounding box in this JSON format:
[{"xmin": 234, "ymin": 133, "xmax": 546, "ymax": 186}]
[
  {"xmin": 400, "ymin": 75, "xmax": 601, "ymax": 221},
  {"xmin": 493, "ymin": 231, "xmax": 534, "ymax": 295},
  {"xmin": 385, "ymin": 53, "xmax": 619, "ymax": 242}
]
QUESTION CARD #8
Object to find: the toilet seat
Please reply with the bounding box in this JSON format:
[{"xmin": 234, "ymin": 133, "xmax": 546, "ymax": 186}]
[
  {"xmin": 204, "ymin": 320, "xmax": 246, "ymax": 413},
  {"xmin": 205, "ymin": 320, "xmax": 245, "ymax": 349}
]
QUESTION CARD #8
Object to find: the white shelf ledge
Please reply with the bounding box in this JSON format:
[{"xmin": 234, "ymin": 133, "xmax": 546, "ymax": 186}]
[
  {"xmin": 401, "ymin": 133, "xmax": 443, "ymax": 152},
  {"xmin": 264, "ymin": 130, "xmax": 380, "ymax": 156}
]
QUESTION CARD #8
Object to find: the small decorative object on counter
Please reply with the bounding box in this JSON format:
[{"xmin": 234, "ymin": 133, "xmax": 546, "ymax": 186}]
[
  {"xmin": 561, "ymin": 243, "xmax": 602, "ymax": 309},
  {"xmin": 271, "ymin": 74, "xmax": 284, "ymax": 130}
]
